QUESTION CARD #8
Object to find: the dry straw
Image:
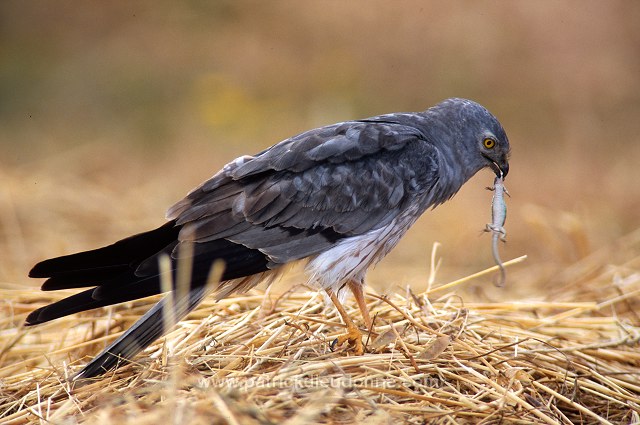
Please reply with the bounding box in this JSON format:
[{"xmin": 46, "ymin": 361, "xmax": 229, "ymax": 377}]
[{"xmin": 1, "ymin": 242, "xmax": 639, "ymax": 424}]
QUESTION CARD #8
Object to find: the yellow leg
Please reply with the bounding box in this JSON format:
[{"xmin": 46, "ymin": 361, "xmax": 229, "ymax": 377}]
[
  {"xmin": 326, "ymin": 286, "xmax": 366, "ymax": 355},
  {"xmin": 347, "ymin": 280, "xmax": 373, "ymax": 331}
]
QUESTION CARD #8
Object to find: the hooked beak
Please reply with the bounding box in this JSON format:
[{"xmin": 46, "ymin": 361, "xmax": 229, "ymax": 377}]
[{"xmin": 488, "ymin": 158, "xmax": 509, "ymax": 179}]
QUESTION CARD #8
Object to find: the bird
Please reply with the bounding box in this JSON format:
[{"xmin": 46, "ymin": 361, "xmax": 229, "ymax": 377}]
[{"xmin": 26, "ymin": 98, "xmax": 510, "ymax": 379}]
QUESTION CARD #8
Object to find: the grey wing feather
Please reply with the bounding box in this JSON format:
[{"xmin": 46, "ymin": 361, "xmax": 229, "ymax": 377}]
[
  {"xmin": 74, "ymin": 285, "xmax": 208, "ymax": 380},
  {"xmin": 167, "ymin": 119, "xmax": 440, "ymax": 266}
]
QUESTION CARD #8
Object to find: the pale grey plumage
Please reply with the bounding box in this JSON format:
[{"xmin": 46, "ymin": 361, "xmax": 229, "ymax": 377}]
[
  {"xmin": 168, "ymin": 98, "xmax": 509, "ymax": 271},
  {"xmin": 27, "ymin": 97, "xmax": 510, "ymax": 379}
]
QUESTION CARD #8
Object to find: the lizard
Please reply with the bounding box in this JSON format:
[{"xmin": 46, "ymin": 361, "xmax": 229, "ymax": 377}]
[{"xmin": 484, "ymin": 172, "xmax": 509, "ymax": 287}]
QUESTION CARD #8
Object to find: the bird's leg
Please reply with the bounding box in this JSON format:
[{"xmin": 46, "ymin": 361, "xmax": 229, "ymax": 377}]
[
  {"xmin": 347, "ymin": 280, "xmax": 373, "ymax": 331},
  {"xmin": 326, "ymin": 288, "xmax": 365, "ymax": 355}
]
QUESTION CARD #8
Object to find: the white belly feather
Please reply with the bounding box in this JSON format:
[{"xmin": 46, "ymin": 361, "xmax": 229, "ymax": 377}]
[{"xmin": 305, "ymin": 205, "xmax": 420, "ymax": 293}]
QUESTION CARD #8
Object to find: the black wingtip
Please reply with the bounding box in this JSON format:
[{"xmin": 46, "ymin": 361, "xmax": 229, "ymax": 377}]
[
  {"xmin": 27, "ymin": 220, "xmax": 180, "ymax": 281},
  {"xmin": 71, "ymin": 286, "xmax": 210, "ymax": 379},
  {"xmin": 29, "ymin": 261, "xmax": 50, "ymax": 278},
  {"xmin": 24, "ymin": 308, "xmax": 44, "ymax": 326},
  {"xmin": 73, "ymin": 355, "xmax": 125, "ymax": 381},
  {"xmin": 22, "ymin": 288, "xmax": 114, "ymax": 326}
]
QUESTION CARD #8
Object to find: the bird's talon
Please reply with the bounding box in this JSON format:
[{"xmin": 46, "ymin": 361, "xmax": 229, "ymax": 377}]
[
  {"xmin": 330, "ymin": 337, "xmax": 339, "ymax": 352},
  {"xmin": 331, "ymin": 327, "xmax": 365, "ymax": 355}
]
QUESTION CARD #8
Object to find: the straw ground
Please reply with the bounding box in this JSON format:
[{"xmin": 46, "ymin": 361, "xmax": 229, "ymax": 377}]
[{"xmin": 1, "ymin": 240, "xmax": 639, "ymax": 424}]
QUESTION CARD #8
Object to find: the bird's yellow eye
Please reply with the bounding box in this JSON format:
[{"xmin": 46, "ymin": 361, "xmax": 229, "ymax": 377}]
[{"xmin": 483, "ymin": 138, "xmax": 496, "ymax": 149}]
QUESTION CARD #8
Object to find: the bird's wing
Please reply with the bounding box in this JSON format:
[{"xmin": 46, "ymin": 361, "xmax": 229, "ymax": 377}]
[
  {"xmin": 166, "ymin": 119, "xmax": 441, "ymax": 266},
  {"xmin": 31, "ymin": 119, "xmax": 442, "ymax": 379},
  {"xmin": 73, "ymin": 283, "xmax": 209, "ymax": 380}
]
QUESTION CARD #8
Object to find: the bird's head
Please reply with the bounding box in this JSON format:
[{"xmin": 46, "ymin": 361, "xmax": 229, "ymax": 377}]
[{"xmin": 429, "ymin": 98, "xmax": 511, "ymax": 180}]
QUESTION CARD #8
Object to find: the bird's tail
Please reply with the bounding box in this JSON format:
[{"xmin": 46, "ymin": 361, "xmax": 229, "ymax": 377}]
[
  {"xmin": 73, "ymin": 283, "xmax": 210, "ymax": 380},
  {"xmin": 28, "ymin": 221, "xmax": 180, "ymax": 291},
  {"xmin": 26, "ymin": 220, "xmax": 269, "ymax": 378},
  {"xmin": 26, "ymin": 221, "xmax": 180, "ymax": 325},
  {"xmin": 26, "ymin": 221, "xmax": 268, "ymax": 326}
]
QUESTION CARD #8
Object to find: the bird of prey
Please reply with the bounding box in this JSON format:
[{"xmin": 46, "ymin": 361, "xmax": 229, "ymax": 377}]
[{"xmin": 27, "ymin": 98, "xmax": 510, "ymax": 379}]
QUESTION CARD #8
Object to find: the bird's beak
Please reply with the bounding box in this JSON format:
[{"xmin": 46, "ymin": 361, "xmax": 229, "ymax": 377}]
[{"xmin": 489, "ymin": 159, "xmax": 509, "ymax": 179}]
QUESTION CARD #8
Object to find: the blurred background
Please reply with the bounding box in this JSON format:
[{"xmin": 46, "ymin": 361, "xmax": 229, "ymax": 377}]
[{"xmin": 1, "ymin": 1, "xmax": 639, "ymax": 302}]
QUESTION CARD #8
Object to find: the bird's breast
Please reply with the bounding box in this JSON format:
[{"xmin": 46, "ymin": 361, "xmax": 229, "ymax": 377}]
[{"xmin": 305, "ymin": 203, "xmax": 423, "ymax": 293}]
